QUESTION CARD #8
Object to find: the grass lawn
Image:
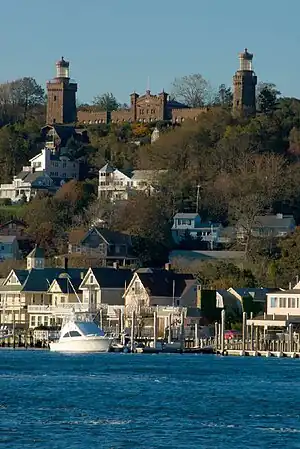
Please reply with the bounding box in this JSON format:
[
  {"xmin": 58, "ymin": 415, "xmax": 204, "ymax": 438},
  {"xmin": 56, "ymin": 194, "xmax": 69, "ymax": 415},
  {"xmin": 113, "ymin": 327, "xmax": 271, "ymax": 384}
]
[{"xmin": 0, "ymin": 204, "xmax": 26, "ymax": 221}]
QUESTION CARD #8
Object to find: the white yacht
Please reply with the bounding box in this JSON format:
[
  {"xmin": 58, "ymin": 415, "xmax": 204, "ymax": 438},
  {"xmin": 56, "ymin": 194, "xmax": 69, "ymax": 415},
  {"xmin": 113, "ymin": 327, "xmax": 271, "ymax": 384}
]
[{"xmin": 49, "ymin": 315, "xmax": 112, "ymax": 353}]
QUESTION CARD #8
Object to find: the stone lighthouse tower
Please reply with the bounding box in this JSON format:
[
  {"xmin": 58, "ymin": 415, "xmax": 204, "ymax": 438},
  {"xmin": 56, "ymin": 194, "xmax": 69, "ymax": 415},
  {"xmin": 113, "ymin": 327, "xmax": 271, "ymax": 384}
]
[
  {"xmin": 46, "ymin": 57, "xmax": 77, "ymax": 125},
  {"xmin": 232, "ymin": 49, "xmax": 257, "ymax": 117}
]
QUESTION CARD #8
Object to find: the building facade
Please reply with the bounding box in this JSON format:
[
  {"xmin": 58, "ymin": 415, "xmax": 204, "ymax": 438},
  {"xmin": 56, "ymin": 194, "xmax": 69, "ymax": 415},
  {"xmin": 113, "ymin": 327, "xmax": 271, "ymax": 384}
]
[
  {"xmin": 232, "ymin": 48, "xmax": 257, "ymax": 116},
  {"xmin": 98, "ymin": 163, "xmax": 166, "ymax": 201},
  {"xmin": 0, "ymin": 147, "xmax": 80, "ymax": 202},
  {"xmin": 46, "ymin": 57, "xmax": 77, "ymax": 125},
  {"xmin": 77, "ymin": 90, "xmax": 208, "ymax": 125},
  {"xmin": 171, "ymin": 213, "xmax": 222, "ymax": 248}
]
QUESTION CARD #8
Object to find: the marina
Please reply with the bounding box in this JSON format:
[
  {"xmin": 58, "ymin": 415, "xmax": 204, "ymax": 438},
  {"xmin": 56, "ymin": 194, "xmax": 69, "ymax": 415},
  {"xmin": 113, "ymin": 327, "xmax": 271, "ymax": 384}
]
[{"xmin": 2, "ymin": 307, "xmax": 300, "ymax": 358}]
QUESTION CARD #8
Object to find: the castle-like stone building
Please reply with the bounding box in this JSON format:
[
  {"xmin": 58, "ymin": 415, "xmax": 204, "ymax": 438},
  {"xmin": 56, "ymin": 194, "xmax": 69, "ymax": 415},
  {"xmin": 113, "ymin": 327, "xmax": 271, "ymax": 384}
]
[{"xmin": 46, "ymin": 50, "xmax": 257, "ymax": 126}]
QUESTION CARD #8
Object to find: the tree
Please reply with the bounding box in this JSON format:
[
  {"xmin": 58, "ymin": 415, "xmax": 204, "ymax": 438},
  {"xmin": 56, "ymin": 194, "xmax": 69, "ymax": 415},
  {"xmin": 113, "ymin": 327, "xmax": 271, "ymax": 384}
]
[
  {"xmin": 113, "ymin": 193, "xmax": 173, "ymax": 266},
  {"xmin": 0, "ymin": 78, "xmax": 45, "ymax": 123},
  {"xmin": 257, "ymin": 82, "xmax": 280, "ymax": 114},
  {"xmin": 93, "ymin": 92, "xmax": 119, "ymax": 112},
  {"xmin": 170, "ymin": 74, "xmax": 213, "ymax": 107},
  {"xmin": 228, "ymin": 153, "xmax": 286, "ymax": 255},
  {"xmin": 214, "ymin": 84, "xmax": 233, "ymax": 107}
]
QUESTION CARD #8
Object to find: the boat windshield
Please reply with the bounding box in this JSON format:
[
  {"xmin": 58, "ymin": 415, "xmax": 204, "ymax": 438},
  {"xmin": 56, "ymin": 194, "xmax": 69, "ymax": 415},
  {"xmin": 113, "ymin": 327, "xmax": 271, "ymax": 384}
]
[{"xmin": 75, "ymin": 321, "xmax": 105, "ymax": 336}]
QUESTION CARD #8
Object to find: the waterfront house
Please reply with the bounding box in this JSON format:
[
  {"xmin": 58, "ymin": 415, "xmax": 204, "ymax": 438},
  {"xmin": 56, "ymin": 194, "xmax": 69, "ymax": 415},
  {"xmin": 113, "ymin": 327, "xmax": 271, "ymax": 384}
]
[
  {"xmin": 68, "ymin": 225, "xmax": 138, "ymax": 266},
  {"xmin": 79, "ymin": 266, "xmax": 133, "ymax": 307},
  {"xmin": 171, "ymin": 213, "xmax": 222, "ymax": 248},
  {"xmin": 228, "ymin": 287, "xmax": 274, "ymax": 316},
  {"xmin": 0, "ymin": 236, "xmax": 20, "ymax": 261},
  {"xmin": 123, "ymin": 265, "xmax": 198, "ymax": 317},
  {"xmin": 0, "ymin": 247, "xmax": 88, "ymax": 329},
  {"xmin": 247, "ymin": 284, "xmax": 300, "ymax": 330}
]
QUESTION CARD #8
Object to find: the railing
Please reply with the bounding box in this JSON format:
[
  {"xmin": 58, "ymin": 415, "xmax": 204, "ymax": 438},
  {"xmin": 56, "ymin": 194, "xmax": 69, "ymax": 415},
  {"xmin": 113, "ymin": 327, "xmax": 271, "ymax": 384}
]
[{"xmin": 27, "ymin": 304, "xmax": 93, "ymax": 314}]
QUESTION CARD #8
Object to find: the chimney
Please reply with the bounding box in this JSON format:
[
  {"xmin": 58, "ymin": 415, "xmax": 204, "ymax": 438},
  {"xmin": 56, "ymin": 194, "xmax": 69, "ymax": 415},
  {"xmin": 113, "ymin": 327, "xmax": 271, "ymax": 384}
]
[
  {"xmin": 64, "ymin": 257, "xmax": 68, "ymax": 271},
  {"xmin": 80, "ymin": 271, "xmax": 84, "ymax": 280},
  {"xmin": 113, "ymin": 262, "xmax": 119, "ymax": 270},
  {"xmin": 165, "ymin": 263, "xmax": 171, "ymax": 271},
  {"xmin": 289, "ymin": 282, "xmax": 292, "ymax": 290}
]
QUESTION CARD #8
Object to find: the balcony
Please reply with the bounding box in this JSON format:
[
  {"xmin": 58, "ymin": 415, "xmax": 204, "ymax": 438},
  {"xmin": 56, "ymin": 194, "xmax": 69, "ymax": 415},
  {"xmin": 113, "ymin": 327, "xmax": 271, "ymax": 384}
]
[{"xmin": 27, "ymin": 303, "xmax": 94, "ymax": 314}]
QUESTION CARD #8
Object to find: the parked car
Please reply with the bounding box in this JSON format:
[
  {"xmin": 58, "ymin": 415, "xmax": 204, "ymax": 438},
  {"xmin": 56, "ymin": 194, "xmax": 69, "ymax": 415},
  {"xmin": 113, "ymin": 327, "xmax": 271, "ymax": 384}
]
[{"xmin": 224, "ymin": 330, "xmax": 241, "ymax": 340}]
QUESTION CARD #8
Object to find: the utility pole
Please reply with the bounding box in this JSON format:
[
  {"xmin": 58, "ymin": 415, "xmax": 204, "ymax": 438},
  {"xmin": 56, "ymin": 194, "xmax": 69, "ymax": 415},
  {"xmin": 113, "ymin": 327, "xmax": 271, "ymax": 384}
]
[{"xmin": 196, "ymin": 184, "xmax": 201, "ymax": 214}]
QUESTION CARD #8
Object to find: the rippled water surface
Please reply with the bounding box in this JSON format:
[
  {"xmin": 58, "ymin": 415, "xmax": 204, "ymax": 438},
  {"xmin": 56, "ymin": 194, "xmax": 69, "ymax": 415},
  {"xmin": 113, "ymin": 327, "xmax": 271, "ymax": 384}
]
[{"xmin": 0, "ymin": 351, "xmax": 300, "ymax": 448}]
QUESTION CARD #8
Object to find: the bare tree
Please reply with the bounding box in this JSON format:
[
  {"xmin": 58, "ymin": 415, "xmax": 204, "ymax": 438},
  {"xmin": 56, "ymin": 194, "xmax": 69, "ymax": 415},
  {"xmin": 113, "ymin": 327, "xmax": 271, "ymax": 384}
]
[
  {"xmin": 170, "ymin": 74, "xmax": 213, "ymax": 107},
  {"xmin": 229, "ymin": 154, "xmax": 286, "ymax": 255}
]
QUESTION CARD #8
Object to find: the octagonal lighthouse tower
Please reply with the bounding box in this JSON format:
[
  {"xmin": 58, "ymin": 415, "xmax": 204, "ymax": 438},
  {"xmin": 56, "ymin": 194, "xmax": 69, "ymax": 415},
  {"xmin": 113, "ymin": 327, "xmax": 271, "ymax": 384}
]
[
  {"xmin": 232, "ymin": 49, "xmax": 257, "ymax": 117},
  {"xmin": 46, "ymin": 57, "xmax": 77, "ymax": 125}
]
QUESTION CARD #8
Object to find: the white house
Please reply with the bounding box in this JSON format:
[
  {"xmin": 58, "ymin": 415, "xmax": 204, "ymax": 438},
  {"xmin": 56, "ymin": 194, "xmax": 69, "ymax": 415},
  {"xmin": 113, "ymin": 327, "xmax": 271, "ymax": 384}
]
[
  {"xmin": 0, "ymin": 147, "xmax": 80, "ymax": 203},
  {"xmin": 171, "ymin": 213, "xmax": 222, "ymax": 248},
  {"xmin": 98, "ymin": 163, "xmax": 166, "ymax": 201}
]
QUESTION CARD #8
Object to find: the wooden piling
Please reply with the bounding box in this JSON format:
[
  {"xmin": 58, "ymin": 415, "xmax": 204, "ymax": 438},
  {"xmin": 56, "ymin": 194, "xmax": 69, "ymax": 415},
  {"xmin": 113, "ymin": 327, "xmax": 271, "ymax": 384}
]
[
  {"xmin": 153, "ymin": 311, "xmax": 157, "ymax": 349},
  {"xmin": 221, "ymin": 309, "xmax": 225, "ymax": 354},
  {"xmin": 194, "ymin": 322, "xmax": 199, "ymax": 348},
  {"xmin": 242, "ymin": 312, "xmax": 247, "ymax": 352},
  {"xmin": 130, "ymin": 310, "xmax": 135, "ymax": 353},
  {"xmin": 168, "ymin": 313, "xmax": 172, "ymax": 344},
  {"xmin": 288, "ymin": 323, "xmax": 293, "ymax": 353},
  {"xmin": 214, "ymin": 322, "xmax": 218, "ymax": 350},
  {"xmin": 180, "ymin": 310, "xmax": 185, "ymax": 351}
]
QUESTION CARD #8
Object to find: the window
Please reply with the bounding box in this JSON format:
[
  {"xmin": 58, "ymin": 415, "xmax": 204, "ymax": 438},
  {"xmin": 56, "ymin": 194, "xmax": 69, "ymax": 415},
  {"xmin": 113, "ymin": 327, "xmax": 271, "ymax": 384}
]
[
  {"xmin": 44, "ymin": 316, "xmax": 48, "ymax": 326},
  {"xmin": 37, "ymin": 316, "xmax": 42, "ymax": 326},
  {"xmin": 69, "ymin": 331, "xmax": 81, "ymax": 337},
  {"xmin": 288, "ymin": 297, "xmax": 296, "ymax": 308},
  {"xmin": 31, "ymin": 316, "xmax": 36, "ymax": 327},
  {"xmin": 54, "ymin": 95, "xmax": 57, "ymax": 101},
  {"xmin": 270, "ymin": 297, "xmax": 278, "ymax": 308},
  {"xmin": 61, "ymin": 296, "xmax": 65, "ymax": 304},
  {"xmin": 62, "ymin": 163, "xmax": 67, "ymax": 168},
  {"xmin": 134, "ymin": 281, "xmax": 142, "ymax": 294},
  {"xmin": 90, "ymin": 275, "xmax": 94, "ymax": 284},
  {"xmin": 62, "ymin": 332, "xmax": 70, "ymax": 338},
  {"xmin": 279, "ymin": 297, "xmax": 286, "ymax": 308}
]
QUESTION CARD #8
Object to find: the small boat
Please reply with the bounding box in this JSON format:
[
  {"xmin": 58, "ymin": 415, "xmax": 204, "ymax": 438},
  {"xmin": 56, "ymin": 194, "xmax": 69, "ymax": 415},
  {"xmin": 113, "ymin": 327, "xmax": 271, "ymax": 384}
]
[{"xmin": 49, "ymin": 313, "xmax": 112, "ymax": 353}]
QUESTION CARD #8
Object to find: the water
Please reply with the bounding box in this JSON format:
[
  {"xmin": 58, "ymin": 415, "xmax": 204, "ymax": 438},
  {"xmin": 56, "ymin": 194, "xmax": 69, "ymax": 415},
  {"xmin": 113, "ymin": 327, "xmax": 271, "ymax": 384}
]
[{"xmin": 0, "ymin": 351, "xmax": 300, "ymax": 449}]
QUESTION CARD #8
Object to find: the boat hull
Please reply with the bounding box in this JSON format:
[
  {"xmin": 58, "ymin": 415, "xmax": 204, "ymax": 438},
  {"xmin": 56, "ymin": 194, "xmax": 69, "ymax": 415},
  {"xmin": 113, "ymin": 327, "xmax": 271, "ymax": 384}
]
[{"xmin": 49, "ymin": 336, "xmax": 112, "ymax": 353}]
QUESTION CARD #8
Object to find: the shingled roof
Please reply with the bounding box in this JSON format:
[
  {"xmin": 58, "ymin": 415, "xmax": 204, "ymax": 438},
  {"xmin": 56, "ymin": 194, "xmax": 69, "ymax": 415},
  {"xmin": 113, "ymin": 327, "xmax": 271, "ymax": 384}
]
[
  {"xmin": 89, "ymin": 267, "xmax": 133, "ymax": 289},
  {"xmin": 136, "ymin": 268, "xmax": 195, "ymax": 297}
]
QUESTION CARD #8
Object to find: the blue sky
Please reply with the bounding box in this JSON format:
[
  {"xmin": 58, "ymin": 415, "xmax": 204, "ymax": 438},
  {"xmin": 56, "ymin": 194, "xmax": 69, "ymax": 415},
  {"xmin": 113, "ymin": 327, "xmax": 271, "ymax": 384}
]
[{"xmin": 1, "ymin": 0, "xmax": 300, "ymax": 103}]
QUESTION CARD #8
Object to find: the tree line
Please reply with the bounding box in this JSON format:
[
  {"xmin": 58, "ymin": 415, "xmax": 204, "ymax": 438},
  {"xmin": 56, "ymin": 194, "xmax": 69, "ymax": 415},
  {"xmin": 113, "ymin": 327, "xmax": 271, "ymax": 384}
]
[{"xmin": 1, "ymin": 71, "xmax": 300, "ymax": 288}]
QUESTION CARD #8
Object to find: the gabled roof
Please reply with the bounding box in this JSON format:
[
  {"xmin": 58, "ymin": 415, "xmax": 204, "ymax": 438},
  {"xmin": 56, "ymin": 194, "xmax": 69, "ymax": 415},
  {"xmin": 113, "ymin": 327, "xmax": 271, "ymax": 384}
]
[
  {"xmin": 99, "ymin": 163, "xmax": 115, "ymax": 173},
  {"xmin": 42, "ymin": 125, "xmax": 76, "ymax": 141},
  {"xmin": 238, "ymin": 214, "xmax": 295, "ymax": 229},
  {"xmin": 85, "ymin": 267, "xmax": 133, "ymax": 289},
  {"xmin": 68, "ymin": 228, "xmax": 87, "ymax": 245},
  {"xmin": 50, "ymin": 277, "xmax": 83, "ymax": 294},
  {"xmin": 27, "ymin": 246, "xmax": 44, "ymax": 259},
  {"xmin": 0, "ymin": 219, "xmax": 26, "ymax": 229},
  {"xmin": 0, "ymin": 235, "xmax": 17, "ymax": 244},
  {"xmin": 135, "ymin": 268, "xmax": 196, "ymax": 297},
  {"xmin": 21, "ymin": 268, "xmax": 87, "ymax": 292},
  {"xmin": 131, "ymin": 170, "xmax": 166, "ymax": 181},
  {"xmin": 15, "ymin": 170, "xmax": 52, "ymax": 185},
  {"xmin": 93, "ymin": 228, "xmax": 132, "ymax": 246}
]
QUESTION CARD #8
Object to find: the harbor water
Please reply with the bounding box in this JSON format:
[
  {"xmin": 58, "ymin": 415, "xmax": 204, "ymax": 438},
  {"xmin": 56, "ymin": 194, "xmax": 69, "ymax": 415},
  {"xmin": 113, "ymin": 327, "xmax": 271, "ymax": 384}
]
[{"xmin": 1, "ymin": 351, "xmax": 300, "ymax": 448}]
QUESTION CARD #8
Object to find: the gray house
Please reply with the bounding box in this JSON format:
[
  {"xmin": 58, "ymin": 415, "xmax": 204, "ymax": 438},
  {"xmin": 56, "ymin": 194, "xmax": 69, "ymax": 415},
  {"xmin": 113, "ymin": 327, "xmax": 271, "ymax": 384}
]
[
  {"xmin": 68, "ymin": 225, "xmax": 138, "ymax": 266},
  {"xmin": 236, "ymin": 213, "xmax": 296, "ymax": 239},
  {"xmin": 0, "ymin": 236, "xmax": 20, "ymax": 261}
]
